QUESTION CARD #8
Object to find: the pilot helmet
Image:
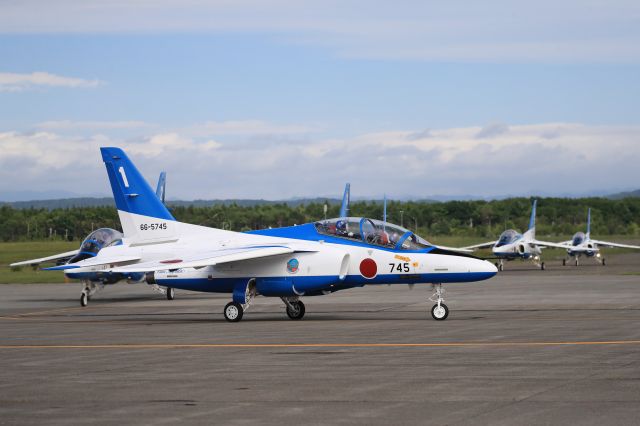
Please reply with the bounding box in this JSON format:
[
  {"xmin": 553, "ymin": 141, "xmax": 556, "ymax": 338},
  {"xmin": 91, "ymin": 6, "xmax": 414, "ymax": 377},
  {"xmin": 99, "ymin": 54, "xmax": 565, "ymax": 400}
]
[{"xmin": 336, "ymin": 220, "xmax": 346, "ymax": 230}]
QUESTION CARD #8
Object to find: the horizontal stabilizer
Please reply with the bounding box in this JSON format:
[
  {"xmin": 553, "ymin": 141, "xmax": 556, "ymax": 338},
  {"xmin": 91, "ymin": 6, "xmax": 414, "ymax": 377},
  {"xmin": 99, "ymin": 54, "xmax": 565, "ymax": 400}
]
[{"xmin": 10, "ymin": 250, "xmax": 79, "ymax": 268}]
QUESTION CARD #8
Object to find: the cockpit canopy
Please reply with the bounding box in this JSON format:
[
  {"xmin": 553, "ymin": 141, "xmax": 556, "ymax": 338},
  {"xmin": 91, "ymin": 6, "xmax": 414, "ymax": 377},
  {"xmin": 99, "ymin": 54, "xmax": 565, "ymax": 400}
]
[
  {"xmin": 572, "ymin": 232, "xmax": 586, "ymax": 246},
  {"xmin": 315, "ymin": 217, "xmax": 432, "ymax": 251},
  {"xmin": 80, "ymin": 228, "xmax": 123, "ymax": 255},
  {"xmin": 496, "ymin": 229, "xmax": 521, "ymax": 247}
]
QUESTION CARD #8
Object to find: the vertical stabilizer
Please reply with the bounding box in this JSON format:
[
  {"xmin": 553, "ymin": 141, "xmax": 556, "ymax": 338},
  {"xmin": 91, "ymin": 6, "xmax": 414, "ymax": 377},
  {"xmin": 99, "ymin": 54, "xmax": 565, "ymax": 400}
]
[
  {"xmin": 339, "ymin": 183, "xmax": 350, "ymax": 218},
  {"xmin": 156, "ymin": 172, "xmax": 167, "ymax": 204},
  {"xmin": 383, "ymin": 194, "xmax": 387, "ymax": 231},
  {"xmin": 101, "ymin": 147, "xmax": 177, "ymax": 244},
  {"xmin": 586, "ymin": 208, "xmax": 591, "ymax": 240},
  {"xmin": 523, "ymin": 199, "xmax": 537, "ymax": 240}
]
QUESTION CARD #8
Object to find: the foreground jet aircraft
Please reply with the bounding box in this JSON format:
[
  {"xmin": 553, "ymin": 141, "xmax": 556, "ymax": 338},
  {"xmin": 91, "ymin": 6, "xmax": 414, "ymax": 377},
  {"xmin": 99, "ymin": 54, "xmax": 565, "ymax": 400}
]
[
  {"xmin": 561, "ymin": 208, "xmax": 640, "ymax": 266},
  {"xmin": 10, "ymin": 172, "xmax": 173, "ymax": 305},
  {"xmin": 463, "ymin": 200, "xmax": 568, "ymax": 270},
  {"xmin": 50, "ymin": 147, "xmax": 497, "ymax": 322}
]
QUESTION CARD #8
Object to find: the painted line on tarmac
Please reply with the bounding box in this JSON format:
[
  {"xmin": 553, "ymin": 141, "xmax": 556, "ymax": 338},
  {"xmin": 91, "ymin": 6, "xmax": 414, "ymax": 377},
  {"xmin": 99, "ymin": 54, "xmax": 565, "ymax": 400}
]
[{"xmin": 1, "ymin": 340, "xmax": 640, "ymax": 349}]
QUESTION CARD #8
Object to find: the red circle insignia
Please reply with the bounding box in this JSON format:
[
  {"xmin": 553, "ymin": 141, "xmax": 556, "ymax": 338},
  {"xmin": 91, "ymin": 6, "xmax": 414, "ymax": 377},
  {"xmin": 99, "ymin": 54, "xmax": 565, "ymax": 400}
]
[{"xmin": 359, "ymin": 258, "xmax": 377, "ymax": 279}]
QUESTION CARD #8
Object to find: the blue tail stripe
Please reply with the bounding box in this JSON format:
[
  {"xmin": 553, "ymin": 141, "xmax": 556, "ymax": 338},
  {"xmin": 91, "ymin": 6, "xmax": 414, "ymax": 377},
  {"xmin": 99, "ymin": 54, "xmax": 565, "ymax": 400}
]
[{"xmin": 101, "ymin": 147, "xmax": 175, "ymax": 221}]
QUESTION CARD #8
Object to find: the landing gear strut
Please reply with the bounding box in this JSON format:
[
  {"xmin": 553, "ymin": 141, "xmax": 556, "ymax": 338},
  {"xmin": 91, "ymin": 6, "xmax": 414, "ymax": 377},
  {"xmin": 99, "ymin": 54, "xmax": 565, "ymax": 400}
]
[
  {"xmin": 429, "ymin": 283, "xmax": 449, "ymax": 321},
  {"xmin": 282, "ymin": 297, "xmax": 306, "ymax": 320},
  {"xmin": 223, "ymin": 279, "xmax": 256, "ymax": 322},
  {"xmin": 80, "ymin": 280, "xmax": 102, "ymax": 307}
]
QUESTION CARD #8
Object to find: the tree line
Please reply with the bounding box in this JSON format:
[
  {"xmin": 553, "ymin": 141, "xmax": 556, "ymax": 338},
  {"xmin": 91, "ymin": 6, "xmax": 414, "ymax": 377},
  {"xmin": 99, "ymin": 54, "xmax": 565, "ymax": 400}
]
[{"xmin": 0, "ymin": 197, "xmax": 639, "ymax": 242}]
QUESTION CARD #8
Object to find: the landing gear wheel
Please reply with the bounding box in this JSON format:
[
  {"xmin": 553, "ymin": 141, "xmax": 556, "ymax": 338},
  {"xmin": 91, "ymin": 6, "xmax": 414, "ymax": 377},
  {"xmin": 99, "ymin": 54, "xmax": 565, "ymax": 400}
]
[
  {"xmin": 540, "ymin": 262, "xmax": 545, "ymax": 270},
  {"xmin": 80, "ymin": 292, "xmax": 88, "ymax": 307},
  {"xmin": 562, "ymin": 259, "xmax": 566, "ymax": 266},
  {"xmin": 224, "ymin": 302, "xmax": 243, "ymax": 322},
  {"xmin": 602, "ymin": 258, "xmax": 606, "ymax": 266},
  {"xmin": 431, "ymin": 303, "xmax": 449, "ymax": 321},
  {"xmin": 286, "ymin": 300, "xmax": 306, "ymax": 320},
  {"xmin": 575, "ymin": 259, "xmax": 579, "ymax": 267},
  {"xmin": 166, "ymin": 287, "xmax": 175, "ymax": 300},
  {"xmin": 498, "ymin": 263, "xmax": 504, "ymax": 272}
]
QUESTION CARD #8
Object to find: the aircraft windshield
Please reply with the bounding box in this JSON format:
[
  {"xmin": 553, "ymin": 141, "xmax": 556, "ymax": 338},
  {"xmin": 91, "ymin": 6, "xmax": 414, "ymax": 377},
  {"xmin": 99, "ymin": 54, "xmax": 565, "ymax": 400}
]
[
  {"xmin": 572, "ymin": 232, "xmax": 585, "ymax": 246},
  {"xmin": 315, "ymin": 217, "xmax": 432, "ymax": 250},
  {"xmin": 80, "ymin": 228, "xmax": 123, "ymax": 255},
  {"xmin": 496, "ymin": 229, "xmax": 521, "ymax": 247}
]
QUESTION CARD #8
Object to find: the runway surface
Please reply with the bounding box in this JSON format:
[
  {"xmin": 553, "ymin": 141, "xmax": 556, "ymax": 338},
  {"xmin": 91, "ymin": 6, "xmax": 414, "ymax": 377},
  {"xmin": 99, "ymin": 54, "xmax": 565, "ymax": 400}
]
[{"xmin": 1, "ymin": 254, "xmax": 640, "ymax": 425}]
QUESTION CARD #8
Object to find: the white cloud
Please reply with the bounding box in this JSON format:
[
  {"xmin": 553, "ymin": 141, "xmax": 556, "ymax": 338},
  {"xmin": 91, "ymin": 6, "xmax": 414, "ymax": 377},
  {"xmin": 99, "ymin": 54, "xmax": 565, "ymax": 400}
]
[
  {"xmin": 1, "ymin": 121, "xmax": 639, "ymax": 200},
  {"xmin": 36, "ymin": 120, "xmax": 151, "ymax": 130},
  {"xmin": 0, "ymin": 72, "xmax": 103, "ymax": 92},
  {"xmin": 0, "ymin": 1, "xmax": 639, "ymax": 62}
]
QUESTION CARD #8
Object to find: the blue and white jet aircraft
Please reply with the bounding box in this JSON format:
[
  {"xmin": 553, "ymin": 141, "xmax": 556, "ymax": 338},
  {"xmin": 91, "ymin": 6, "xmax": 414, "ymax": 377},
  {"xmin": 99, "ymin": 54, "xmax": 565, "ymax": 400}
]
[
  {"xmin": 463, "ymin": 200, "xmax": 568, "ymax": 271},
  {"xmin": 48, "ymin": 147, "xmax": 497, "ymax": 322},
  {"xmin": 560, "ymin": 208, "xmax": 640, "ymax": 266},
  {"xmin": 10, "ymin": 171, "xmax": 174, "ymax": 305}
]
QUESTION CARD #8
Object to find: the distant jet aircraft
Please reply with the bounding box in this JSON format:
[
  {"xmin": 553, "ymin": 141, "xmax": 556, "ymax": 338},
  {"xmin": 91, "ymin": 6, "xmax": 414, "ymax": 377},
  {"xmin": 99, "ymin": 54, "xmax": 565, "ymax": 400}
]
[
  {"xmin": 47, "ymin": 147, "xmax": 497, "ymax": 321},
  {"xmin": 10, "ymin": 172, "xmax": 172, "ymax": 305},
  {"xmin": 463, "ymin": 200, "xmax": 569, "ymax": 271},
  {"xmin": 560, "ymin": 208, "xmax": 640, "ymax": 266}
]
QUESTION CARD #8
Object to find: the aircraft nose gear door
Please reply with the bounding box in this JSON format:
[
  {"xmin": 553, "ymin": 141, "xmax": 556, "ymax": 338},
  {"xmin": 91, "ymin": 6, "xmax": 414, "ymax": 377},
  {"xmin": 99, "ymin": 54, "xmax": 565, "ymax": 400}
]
[{"xmin": 224, "ymin": 279, "xmax": 257, "ymax": 322}]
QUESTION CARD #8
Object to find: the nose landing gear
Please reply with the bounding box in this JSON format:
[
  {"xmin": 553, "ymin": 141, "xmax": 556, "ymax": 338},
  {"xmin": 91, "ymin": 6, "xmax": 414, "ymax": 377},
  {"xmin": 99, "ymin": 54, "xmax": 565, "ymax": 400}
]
[{"xmin": 429, "ymin": 283, "xmax": 449, "ymax": 321}]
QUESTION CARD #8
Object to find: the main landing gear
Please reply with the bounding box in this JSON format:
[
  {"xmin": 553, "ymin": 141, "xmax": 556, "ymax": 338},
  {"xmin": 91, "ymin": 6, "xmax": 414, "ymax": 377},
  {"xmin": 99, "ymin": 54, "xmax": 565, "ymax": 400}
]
[
  {"xmin": 494, "ymin": 260, "xmax": 504, "ymax": 272},
  {"xmin": 223, "ymin": 297, "xmax": 307, "ymax": 322},
  {"xmin": 429, "ymin": 283, "xmax": 449, "ymax": 321},
  {"xmin": 282, "ymin": 297, "xmax": 306, "ymax": 320}
]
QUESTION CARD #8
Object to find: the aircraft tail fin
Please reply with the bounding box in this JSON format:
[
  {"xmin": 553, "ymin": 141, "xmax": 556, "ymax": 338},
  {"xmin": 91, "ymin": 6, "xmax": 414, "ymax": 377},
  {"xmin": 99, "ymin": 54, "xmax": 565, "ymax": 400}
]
[
  {"xmin": 523, "ymin": 199, "xmax": 537, "ymax": 239},
  {"xmin": 339, "ymin": 183, "xmax": 350, "ymax": 218},
  {"xmin": 586, "ymin": 208, "xmax": 591, "ymax": 239},
  {"xmin": 383, "ymin": 194, "xmax": 387, "ymax": 231},
  {"xmin": 155, "ymin": 172, "xmax": 167, "ymax": 204},
  {"xmin": 101, "ymin": 147, "xmax": 177, "ymax": 244}
]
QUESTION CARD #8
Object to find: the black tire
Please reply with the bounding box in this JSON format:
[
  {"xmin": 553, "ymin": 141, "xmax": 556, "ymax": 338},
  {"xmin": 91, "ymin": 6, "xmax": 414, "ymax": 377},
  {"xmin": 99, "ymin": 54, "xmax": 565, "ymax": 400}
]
[
  {"xmin": 80, "ymin": 292, "xmax": 88, "ymax": 307},
  {"xmin": 224, "ymin": 302, "xmax": 243, "ymax": 322},
  {"xmin": 562, "ymin": 259, "xmax": 566, "ymax": 266},
  {"xmin": 498, "ymin": 263, "xmax": 504, "ymax": 272},
  {"xmin": 431, "ymin": 303, "xmax": 449, "ymax": 321},
  {"xmin": 602, "ymin": 258, "xmax": 606, "ymax": 266},
  {"xmin": 166, "ymin": 287, "xmax": 175, "ymax": 300},
  {"xmin": 541, "ymin": 262, "xmax": 545, "ymax": 270},
  {"xmin": 286, "ymin": 300, "xmax": 306, "ymax": 320}
]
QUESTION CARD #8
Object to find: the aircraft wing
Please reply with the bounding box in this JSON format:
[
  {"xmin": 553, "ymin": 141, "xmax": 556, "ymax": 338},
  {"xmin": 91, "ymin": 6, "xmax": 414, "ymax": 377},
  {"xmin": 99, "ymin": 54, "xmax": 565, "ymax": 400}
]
[
  {"xmin": 10, "ymin": 250, "xmax": 79, "ymax": 268},
  {"xmin": 105, "ymin": 245, "xmax": 307, "ymax": 273},
  {"xmin": 591, "ymin": 239, "xmax": 640, "ymax": 250},
  {"xmin": 532, "ymin": 240, "xmax": 572, "ymax": 249},
  {"xmin": 436, "ymin": 245, "xmax": 474, "ymax": 253},
  {"xmin": 461, "ymin": 240, "xmax": 497, "ymax": 250}
]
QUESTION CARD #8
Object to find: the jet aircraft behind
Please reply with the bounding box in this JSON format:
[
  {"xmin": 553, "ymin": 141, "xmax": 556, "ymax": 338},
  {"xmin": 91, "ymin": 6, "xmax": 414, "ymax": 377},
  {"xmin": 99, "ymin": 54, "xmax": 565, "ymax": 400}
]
[
  {"xmin": 49, "ymin": 147, "xmax": 497, "ymax": 322},
  {"xmin": 10, "ymin": 172, "xmax": 174, "ymax": 305},
  {"xmin": 560, "ymin": 208, "xmax": 640, "ymax": 266},
  {"xmin": 463, "ymin": 200, "xmax": 569, "ymax": 270}
]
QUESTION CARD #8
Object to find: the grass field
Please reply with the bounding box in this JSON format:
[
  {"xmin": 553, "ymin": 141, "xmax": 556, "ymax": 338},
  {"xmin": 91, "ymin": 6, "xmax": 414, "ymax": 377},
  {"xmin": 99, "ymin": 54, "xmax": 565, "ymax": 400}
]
[{"xmin": 1, "ymin": 236, "xmax": 638, "ymax": 284}]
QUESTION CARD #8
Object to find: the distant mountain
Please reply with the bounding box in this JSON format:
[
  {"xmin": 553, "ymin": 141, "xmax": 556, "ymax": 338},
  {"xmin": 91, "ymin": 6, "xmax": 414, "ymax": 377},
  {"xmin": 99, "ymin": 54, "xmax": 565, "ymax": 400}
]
[{"xmin": 607, "ymin": 189, "xmax": 640, "ymax": 199}]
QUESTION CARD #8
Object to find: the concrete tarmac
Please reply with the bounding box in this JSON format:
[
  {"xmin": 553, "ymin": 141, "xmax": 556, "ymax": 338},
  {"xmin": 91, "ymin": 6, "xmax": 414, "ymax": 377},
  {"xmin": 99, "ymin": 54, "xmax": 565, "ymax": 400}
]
[{"xmin": 1, "ymin": 254, "xmax": 640, "ymax": 425}]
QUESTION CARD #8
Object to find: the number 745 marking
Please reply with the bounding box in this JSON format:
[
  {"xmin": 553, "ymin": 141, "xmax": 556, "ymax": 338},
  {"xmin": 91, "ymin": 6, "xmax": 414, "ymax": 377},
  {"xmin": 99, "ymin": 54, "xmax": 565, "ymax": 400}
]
[{"xmin": 389, "ymin": 262, "xmax": 410, "ymax": 273}]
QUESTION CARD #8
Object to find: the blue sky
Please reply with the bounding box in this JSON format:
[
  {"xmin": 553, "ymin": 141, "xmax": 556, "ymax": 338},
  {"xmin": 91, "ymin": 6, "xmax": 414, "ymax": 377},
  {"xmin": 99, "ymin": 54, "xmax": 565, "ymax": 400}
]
[{"xmin": 1, "ymin": 1, "xmax": 639, "ymax": 200}]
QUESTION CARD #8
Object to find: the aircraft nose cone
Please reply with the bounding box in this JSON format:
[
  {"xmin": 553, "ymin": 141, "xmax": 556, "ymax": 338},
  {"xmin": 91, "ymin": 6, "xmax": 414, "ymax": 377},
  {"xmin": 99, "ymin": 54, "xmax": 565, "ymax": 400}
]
[{"xmin": 473, "ymin": 258, "xmax": 498, "ymax": 278}]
